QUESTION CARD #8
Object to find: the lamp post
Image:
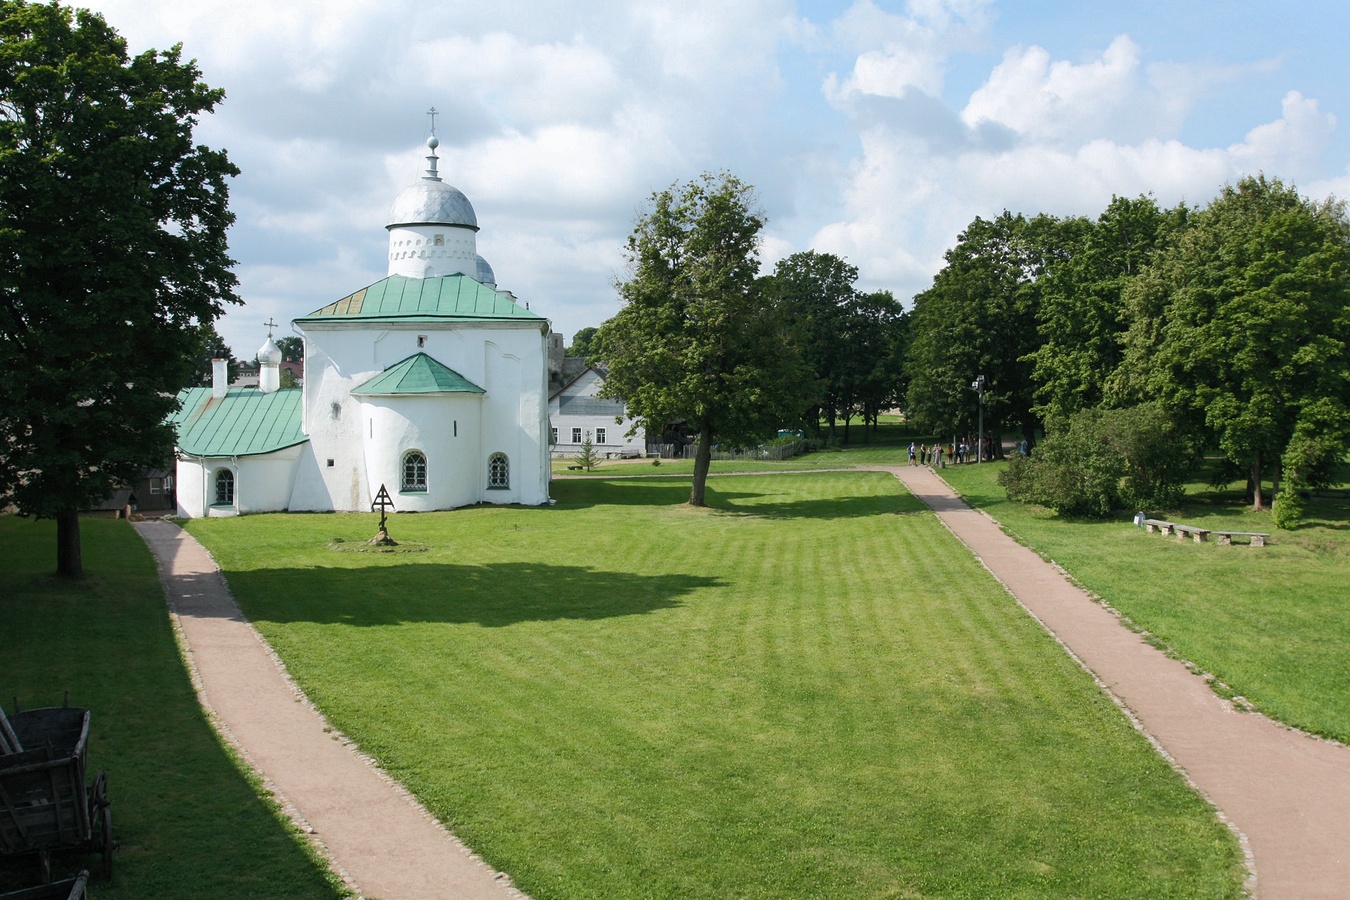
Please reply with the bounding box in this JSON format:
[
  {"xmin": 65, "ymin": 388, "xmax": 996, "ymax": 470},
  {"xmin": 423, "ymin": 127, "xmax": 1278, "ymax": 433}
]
[{"xmin": 971, "ymin": 374, "xmax": 986, "ymax": 463}]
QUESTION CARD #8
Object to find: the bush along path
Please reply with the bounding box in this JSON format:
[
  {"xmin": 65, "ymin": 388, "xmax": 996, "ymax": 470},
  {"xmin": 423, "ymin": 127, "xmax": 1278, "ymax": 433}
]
[
  {"xmin": 887, "ymin": 464, "xmax": 1350, "ymax": 900},
  {"xmin": 133, "ymin": 520, "xmax": 524, "ymax": 900}
]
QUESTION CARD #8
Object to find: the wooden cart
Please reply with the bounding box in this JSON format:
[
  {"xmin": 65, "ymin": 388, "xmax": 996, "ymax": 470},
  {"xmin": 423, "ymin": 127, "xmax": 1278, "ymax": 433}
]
[
  {"xmin": 0, "ymin": 703, "xmax": 111, "ymax": 883},
  {"xmin": 0, "ymin": 871, "xmax": 88, "ymax": 900}
]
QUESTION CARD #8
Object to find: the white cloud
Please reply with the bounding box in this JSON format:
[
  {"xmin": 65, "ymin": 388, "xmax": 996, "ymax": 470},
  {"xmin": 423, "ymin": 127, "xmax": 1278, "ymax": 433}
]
[
  {"xmin": 1228, "ymin": 91, "xmax": 1336, "ymax": 179},
  {"xmin": 962, "ymin": 36, "xmax": 1152, "ymax": 143},
  {"xmin": 66, "ymin": 0, "xmax": 1350, "ymax": 353},
  {"xmin": 825, "ymin": 0, "xmax": 990, "ymax": 105}
]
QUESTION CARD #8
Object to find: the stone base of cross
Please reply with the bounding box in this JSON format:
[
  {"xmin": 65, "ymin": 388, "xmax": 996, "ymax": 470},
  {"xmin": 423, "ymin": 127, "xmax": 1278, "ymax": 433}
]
[{"xmin": 369, "ymin": 484, "xmax": 399, "ymax": 546}]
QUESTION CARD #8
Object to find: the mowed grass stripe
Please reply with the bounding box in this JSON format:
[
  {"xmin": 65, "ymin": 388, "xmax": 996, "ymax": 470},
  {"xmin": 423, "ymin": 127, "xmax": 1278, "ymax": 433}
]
[
  {"xmin": 187, "ymin": 472, "xmax": 1244, "ymax": 899},
  {"xmin": 939, "ymin": 461, "xmax": 1350, "ymax": 743}
]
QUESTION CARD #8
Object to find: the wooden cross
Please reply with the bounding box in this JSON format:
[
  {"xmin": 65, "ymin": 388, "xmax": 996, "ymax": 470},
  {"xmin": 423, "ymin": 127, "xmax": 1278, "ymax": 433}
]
[{"xmin": 372, "ymin": 483, "xmax": 395, "ymax": 532}]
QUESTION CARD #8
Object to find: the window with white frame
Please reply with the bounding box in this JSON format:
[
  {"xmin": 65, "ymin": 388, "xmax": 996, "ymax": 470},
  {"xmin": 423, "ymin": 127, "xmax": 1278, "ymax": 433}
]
[
  {"xmin": 571, "ymin": 427, "xmax": 582, "ymax": 443},
  {"xmin": 402, "ymin": 450, "xmax": 427, "ymax": 492},
  {"xmin": 488, "ymin": 452, "xmax": 509, "ymax": 489},
  {"xmin": 214, "ymin": 469, "xmax": 234, "ymax": 505},
  {"xmin": 550, "ymin": 427, "xmax": 558, "ymax": 444},
  {"xmin": 595, "ymin": 427, "xmax": 607, "ymax": 444}
]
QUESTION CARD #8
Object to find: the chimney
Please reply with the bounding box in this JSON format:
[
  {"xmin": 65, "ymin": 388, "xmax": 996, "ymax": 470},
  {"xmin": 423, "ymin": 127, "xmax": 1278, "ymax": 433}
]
[{"xmin": 211, "ymin": 358, "xmax": 228, "ymax": 398}]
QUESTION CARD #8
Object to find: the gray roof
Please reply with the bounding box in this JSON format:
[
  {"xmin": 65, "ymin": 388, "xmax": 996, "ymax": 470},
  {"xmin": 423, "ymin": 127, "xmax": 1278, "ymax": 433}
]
[
  {"xmin": 387, "ymin": 178, "xmax": 478, "ymax": 230},
  {"xmin": 558, "ymin": 395, "xmax": 625, "ymax": 416},
  {"xmin": 475, "ymin": 254, "xmax": 496, "ymax": 287}
]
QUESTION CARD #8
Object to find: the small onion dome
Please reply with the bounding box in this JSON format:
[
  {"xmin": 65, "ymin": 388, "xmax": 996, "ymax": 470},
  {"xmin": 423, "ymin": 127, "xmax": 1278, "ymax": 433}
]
[
  {"xmin": 386, "ymin": 179, "xmax": 479, "ymax": 230},
  {"xmin": 257, "ymin": 336, "xmax": 282, "ymax": 366},
  {"xmin": 474, "ymin": 254, "xmax": 496, "ymax": 287}
]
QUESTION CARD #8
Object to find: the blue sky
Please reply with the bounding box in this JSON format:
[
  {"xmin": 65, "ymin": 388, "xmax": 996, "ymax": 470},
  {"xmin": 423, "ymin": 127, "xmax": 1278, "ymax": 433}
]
[{"xmin": 78, "ymin": 0, "xmax": 1350, "ymax": 359}]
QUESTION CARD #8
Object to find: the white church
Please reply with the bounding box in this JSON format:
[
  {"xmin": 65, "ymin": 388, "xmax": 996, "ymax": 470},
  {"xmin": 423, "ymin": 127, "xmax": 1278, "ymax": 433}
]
[{"xmin": 170, "ymin": 134, "xmax": 553, "ymax": 517}]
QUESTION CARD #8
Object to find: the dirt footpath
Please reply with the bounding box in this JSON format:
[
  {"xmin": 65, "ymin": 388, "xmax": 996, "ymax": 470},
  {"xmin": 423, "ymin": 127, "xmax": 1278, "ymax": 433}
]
[
  {"xmin": 888, "ymin": 465, "xmax": 1350, "ymax": 900},
  {"xmin": 134, "ymin": 520, "xmax": 525, "ymax": 900}
]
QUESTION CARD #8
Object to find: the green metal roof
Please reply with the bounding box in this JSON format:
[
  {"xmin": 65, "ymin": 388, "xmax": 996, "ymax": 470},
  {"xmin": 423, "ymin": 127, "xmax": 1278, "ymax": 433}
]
[
  {"xmin": 295, "ymin": 274, "xmax": 545, "ymax": 324},
  {"xmin": 170, "ymin": 387, "xmax": 307, "ymax": 458},
  {"xmin": 351, "ymin": 353, "xmax": 485, "ymax": 396}
]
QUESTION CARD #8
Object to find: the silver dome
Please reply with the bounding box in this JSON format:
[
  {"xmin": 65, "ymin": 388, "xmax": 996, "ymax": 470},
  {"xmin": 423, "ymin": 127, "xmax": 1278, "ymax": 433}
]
[
  {"xmin": 474, "ymin": 254, "xmax": 496, "ymax": 287},
  {"xmin": 386, "ymin": 179, "xmax": 479, "ymax": 230}
]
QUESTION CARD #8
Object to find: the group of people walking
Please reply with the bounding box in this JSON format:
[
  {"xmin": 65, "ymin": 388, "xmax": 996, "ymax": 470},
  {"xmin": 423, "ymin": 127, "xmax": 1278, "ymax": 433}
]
[{"xmin": 908, "ymin": 437, "xmax": 992, "ymax": 467}]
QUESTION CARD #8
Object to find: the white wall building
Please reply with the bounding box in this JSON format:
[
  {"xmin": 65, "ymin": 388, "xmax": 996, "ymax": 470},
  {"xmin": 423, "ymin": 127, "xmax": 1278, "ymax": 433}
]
[
  {"xmin": 548, "ymin": 365, "xmax": 645, "ymax": 459},
  {"xmin": 172, "ymin": 136, "xmax": 552, "ymax": 517}
]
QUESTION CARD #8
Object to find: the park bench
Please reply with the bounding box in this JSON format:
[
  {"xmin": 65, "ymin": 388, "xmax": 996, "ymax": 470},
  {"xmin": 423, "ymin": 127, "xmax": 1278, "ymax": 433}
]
[
  {"xmin": 1142, "ymin": 518, "xmax": 1174, "ymax": 535},
  {"xmin": 1212, "ymin": 531, "xmax": 1270, "ymax": 547},
  {"xmin": 1172, "ymin": 524, "xmax": 1210, "ymax": 543}
]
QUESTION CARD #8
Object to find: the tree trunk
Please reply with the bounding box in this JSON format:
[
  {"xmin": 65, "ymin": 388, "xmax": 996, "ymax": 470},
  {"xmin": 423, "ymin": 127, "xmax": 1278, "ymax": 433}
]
[
  {"xmin": 56, "ymin": 511, "xmax": 82, "ymax": 578},
  {"xmin": 690, "ymin": 422, "xmax": 713, "ymax": 507},
  {"xmin": 1251, "ymin": 450, "xmax": 1265, "ymax": 511}
]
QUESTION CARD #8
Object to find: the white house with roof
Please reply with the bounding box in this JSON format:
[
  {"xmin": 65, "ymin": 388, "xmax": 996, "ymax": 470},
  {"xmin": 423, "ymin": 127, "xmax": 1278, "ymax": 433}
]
[
  {"xmin": 548, "ymin": 364, "xmax": 645, "ymax": 458},
  {"xmin": 171, "ymin": 134, "xmax": 552, "ymax": 517}
]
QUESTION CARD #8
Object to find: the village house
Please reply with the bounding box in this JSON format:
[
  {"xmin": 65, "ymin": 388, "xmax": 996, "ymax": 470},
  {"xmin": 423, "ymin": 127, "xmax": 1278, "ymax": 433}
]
[{"xmin": 548, "ymin": 361, "xmax": 645, "ymax": 459}]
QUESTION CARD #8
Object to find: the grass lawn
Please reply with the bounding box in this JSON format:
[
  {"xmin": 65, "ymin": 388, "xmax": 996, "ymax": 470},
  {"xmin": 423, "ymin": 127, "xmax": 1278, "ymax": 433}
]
[
  {"xmin": 0, "ymin": 517, "xmax": 346, "ymax": 898},
  {"xmin": 187, "ymin": 472, "xmax": 1244, "ymax": 898},
  {"xmin": 938, "ymin": 461, "xmax": 1350, "ymax": 743}
]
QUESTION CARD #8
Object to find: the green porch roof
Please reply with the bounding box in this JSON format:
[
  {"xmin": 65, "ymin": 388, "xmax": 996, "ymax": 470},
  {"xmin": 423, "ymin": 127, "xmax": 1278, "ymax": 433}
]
[
  {"xmin": 351, "ymin": 353, "xmax": 485, "ymax": 396},
  {"xmin": 170, "ymin": 387, "xmax": 307, "ymax": 457},
  {"xmin": 295, "ymin": 274, "xmax": 545, "ymax": 324}
]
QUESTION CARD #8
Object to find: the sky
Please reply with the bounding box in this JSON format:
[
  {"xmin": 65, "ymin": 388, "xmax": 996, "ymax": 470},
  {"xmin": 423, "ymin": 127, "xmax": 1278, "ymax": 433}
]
[{"xmin": 76, "ymin": 0, "xmax": 1350, "ymax": 359}]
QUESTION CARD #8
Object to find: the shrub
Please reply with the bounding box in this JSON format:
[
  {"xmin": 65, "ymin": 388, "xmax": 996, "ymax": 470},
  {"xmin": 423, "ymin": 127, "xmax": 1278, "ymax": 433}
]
[{"xmin": 1000, "ymin": 403, "xmax": 1195, "ymax": 517}]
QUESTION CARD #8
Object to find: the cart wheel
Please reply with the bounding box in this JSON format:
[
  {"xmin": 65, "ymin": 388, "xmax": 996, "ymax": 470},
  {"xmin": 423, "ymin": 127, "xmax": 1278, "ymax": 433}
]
[
  {"xmin": 90, "ymin": 770, "xmax": 114, "ymax": 878},
  {"xmin": 99, "ymin": 804, "xmax": 113, "ymax": 878}
]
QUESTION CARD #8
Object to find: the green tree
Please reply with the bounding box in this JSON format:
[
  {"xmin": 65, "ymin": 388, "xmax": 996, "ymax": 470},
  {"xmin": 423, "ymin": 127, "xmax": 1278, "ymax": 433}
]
[
  {"xmin": 1031, "ymin": 196, "xmax": 1187, "ymax": 425},
  {"xmin": 0, "ymin": 2, "xmax": 238, "ymax": 576},
  {"xmin": 575, "ymin": 436, "xmax": 600, "ymax": 472},
  {"xmin": 1000, "ymin": 402, "xmax": 1195, "ymax": 518},
  {"xmin": 845, "ymin": 289, "xmax": 909, "ymax": 440},
  {"xmin": 193, "ymin": 322, "xmax": 238, "ymax": 385},
  {"xmin": 274, "ymin": 335, "xmax": 302, "ymax": 362},
  {"xmin": 766, "ymin": 250, "xmax": 855, "ymax": 438},
  {"xmin": 1112, "ymin": 175, "xmax": 1350, "ymax": 515},
  {"xmin": 594, "ymin": 172, "xmax": 808, "ymax": 506},
  {"xmin": 567, "ymin": 326, "xmax": 597, "ymax": 360},
  {"xmin": 905, "ymin": 211, "xmax": 1060, "ymax": 448}
]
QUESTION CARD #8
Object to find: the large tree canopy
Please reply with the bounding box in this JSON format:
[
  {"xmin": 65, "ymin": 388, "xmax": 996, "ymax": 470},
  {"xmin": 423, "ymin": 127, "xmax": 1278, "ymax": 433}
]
[
  {"xmin": 1030, "ymin": 195, "xmax": 1187, "ymax": 426},
  {"xmin": 904, "ymin": 211, "xmax": 1060, "ymax": 447},
  {"xmin": 595, "ymin": 172, "xmax": 807, "ymax": 506},
  {"xmin": 1112, "ymin": 175, "xmax": 1350, "ymax": 514},
  {"xmin": 0, "ymin": 1, "xmax": 238, "ymax": 575},
  {"xmin": 766, "ymin": 250, "xmax": 853, "ymax": 437}
]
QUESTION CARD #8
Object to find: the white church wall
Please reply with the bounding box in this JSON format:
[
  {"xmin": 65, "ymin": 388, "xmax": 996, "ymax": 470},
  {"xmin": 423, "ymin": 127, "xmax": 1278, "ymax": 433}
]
[
  {"xmin": 481, "ymin": 336, "xmax": 550, "ymax": 505},
  {"xmin": 175, "ymin": 446, "xmax": 303, "ymax": 518},
  {"xmin": 294, "ymin": 319, "xmax": 549, "ymax": 512},
  {"xmin": 294, "ymin": 332, "xmax": 371, "ymax": 511},
  {"xmin": 359, "ymin": 395, "xmax": 482, "ymax": 511}
]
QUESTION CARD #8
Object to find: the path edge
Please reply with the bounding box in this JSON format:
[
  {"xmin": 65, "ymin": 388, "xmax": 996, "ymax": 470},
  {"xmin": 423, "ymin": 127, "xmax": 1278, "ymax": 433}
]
[
  {"xmin": 133, "ymin": 520, "xmax": 528, "ymax": 900},
  {"xmin": 887, "ymin": 470, "xmax": 1260, "ymax": 898}
]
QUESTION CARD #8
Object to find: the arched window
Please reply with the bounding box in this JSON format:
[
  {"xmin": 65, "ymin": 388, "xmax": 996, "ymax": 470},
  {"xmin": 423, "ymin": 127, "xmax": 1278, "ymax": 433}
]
[
  {"xmin": 488, "ymin": 452, "xmax": 509, "ymax": 489},
  {"xmin": 402, "ymin": 451, "xmax": 427, "ymax": 492},
  {"xmin": 214, "ymin": 468, "xmax": 235, "ymax": 505}
]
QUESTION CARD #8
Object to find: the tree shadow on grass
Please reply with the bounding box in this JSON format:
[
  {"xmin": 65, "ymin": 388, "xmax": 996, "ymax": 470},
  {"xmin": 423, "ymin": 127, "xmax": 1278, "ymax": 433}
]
[
  {"xmin": 711, "ymin": 491, "xmax": 928, "ymax": 520},
  {"xmin": 190, "ymin": 562, "xmax": 720, "ymax": 628}
]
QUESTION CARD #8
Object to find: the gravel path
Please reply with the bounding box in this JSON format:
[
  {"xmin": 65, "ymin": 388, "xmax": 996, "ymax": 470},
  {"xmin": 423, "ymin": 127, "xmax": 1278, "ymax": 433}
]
[
  {"xmin": 134, "ymin": 520, "xmax": 524, "ymax": 900},
  {"xmin": 888, "ymin": 464, "xmax": 1350, "ymax": 899}
]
